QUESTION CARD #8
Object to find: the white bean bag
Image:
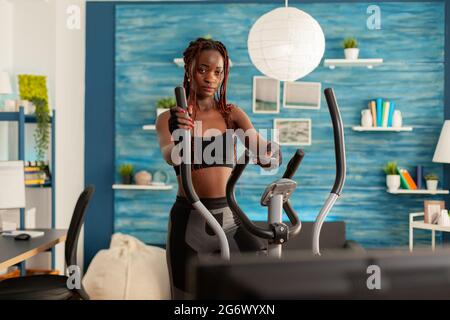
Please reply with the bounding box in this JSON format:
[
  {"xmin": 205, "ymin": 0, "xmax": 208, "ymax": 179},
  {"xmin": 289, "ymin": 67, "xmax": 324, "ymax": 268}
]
[{"xmin": 83, "ymin": 233, "xmax": 171, "ymax": 300}]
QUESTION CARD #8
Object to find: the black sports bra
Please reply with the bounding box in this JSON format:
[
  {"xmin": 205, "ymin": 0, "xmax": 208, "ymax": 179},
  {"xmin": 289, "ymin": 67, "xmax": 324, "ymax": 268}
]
[{"xmin": 173, "ymin": 130, "xmax": 236, "ymax": 176}]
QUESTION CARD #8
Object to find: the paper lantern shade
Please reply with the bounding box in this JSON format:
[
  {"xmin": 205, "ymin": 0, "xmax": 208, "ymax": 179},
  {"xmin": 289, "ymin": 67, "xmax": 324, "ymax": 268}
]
[{"xmin": 247, "ymin": 7, "xmax": 325, "ymax": 82}]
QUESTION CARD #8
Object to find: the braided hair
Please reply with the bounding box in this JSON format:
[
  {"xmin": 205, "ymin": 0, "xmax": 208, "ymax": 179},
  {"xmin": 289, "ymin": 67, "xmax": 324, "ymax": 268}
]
[{"xmin": 183, "ymin": 37, "xmax": 233, "ymax": 126}]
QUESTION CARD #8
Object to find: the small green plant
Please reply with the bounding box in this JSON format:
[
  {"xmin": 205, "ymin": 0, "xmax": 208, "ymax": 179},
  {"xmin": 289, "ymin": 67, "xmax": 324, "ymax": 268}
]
[
  {"xmin": 119, "ymin": 163, "xmax": 134, "ymax": 177},
  {"xmin": 32, "ymin": 98, "xmax": 51, "ymax": 161},
  {"xmin": 425, "ymin": 174, "xmax": 439, "ymax": 181},
  {"xmin": 343, "ymin": 37, "xmax": 358, "ymax": 49},
  {"xmin": 156, "ymin": 97, "xmax": 177, "ymax": 109},
  {"xmin": 18, "ymin": 74, "xmax": 50, "ymax": 161},
  {"xmin": 384, "ymin": 161, "xmax": 398, "ymax": 175}
]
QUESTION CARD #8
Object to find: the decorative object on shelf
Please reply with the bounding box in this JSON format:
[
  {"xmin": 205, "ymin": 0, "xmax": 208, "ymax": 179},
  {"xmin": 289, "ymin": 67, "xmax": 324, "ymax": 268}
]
[
  {"xmin": 425, "ymin": 174, "xmax": 439, "ymax": 191},
  {"xmin": 384, "ymin": 161, "xmax": 400, "ymax": 191},
  {"xmin": 343, "ymin": 37, "xmax": 359, "ymax": 60},
  {"xmin": 247, "ymin": 4, "xmax": 325, "ymax": 81},
  {"xmin": 392, "ymin": 110, "xmax": 402, "ymax": 128},
  {"xmin": 253, "ymin": 76, "xmax": 280, "ymax": 114},
  {"xmin": 283, "ymin": 81, "xmax": 321, "ymax": 110},
  {"xmin": 152, "ymin": 170, "xmax": 170, "ymax": 184},
  {"xmin": 134, "ymin": 170, "xmax": 152, "ymax": 186},
  {"xmin": 0, "ymin": 71, "xmax": 12, "ymax": 108},
  {"xmin": 424, "ymin": 200, "xmax": 445, "ymax": 224},
  {"xmin": 438, "ymin": 209, "xmax": 450, "ymax": 227},
  {"xmin": 274, "ymin": 118, "xmax": 311, "ymax": 146},
  {"xmin": 119, "ymin": 163, "xmax": 134, "ymax": 185},
  {"xmin": 432, "ymin": 120, "xmax": 450, "ymax": 164},
  {"xmin": 156, "ymin": 97, "xmax": 176, "ymax": 118},
  {"xmin": 361, "ymin": 109, "xmax": 373, "ymax": 127},
  {"xmin": 18, "ymin": 75, "xmax": 50, "ymax": 161}
]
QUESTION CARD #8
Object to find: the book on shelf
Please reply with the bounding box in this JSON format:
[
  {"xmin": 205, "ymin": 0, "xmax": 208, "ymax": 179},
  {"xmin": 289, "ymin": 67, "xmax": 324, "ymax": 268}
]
[
  {"xmin": 382, "ymin": 101, "xmax": 390, "ymax": 127},
  {"xmin": 416, "ymin": 165, "xmax": 423, "ymax": 189},
  {"xmin": 388, "ymin": 101, "xmax": 395, "ymax": 127},
  {"xmin": 397, "ymin": 168, "xmax": 410, "ymax": 189},
  {"xmin": 397, "ymin": 168, "xmax": 418, "ymax": 190},
  {"xmin": 369, "ymin": 101, "xmax": 377, "ymax": 127},
  {"xmin": 24, "ymin": 162, "xmax": 51, "ymax": 186},
  {"xmin": 376, "ymin": 98, "xmax": 383, "ymax": 127}
]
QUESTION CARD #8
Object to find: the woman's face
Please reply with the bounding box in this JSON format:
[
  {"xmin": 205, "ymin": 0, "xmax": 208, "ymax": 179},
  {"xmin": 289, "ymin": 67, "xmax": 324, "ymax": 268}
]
[{"xmin": 192, "ymin": 49, "xmax": 225, "ymax": 99}]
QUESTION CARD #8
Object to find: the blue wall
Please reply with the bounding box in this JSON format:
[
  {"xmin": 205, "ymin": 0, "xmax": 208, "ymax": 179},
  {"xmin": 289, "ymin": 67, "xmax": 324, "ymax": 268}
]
[{"xmin": 86, "ymin": 0, "xmax": 450, "ymax": 267}]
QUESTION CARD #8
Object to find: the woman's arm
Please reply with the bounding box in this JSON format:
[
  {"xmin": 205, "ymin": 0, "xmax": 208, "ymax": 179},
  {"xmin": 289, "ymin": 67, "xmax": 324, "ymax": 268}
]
[
  {"xmin": 229, "ymin": 106, "xmax": 281, "ymax": 168},
  {"xmin": 156, "ymin": 111, "xmax": 175, "ymax": 165},
  {"xmin": 156, "ymin": 106, "xmax": 195, "ymax": 166}
]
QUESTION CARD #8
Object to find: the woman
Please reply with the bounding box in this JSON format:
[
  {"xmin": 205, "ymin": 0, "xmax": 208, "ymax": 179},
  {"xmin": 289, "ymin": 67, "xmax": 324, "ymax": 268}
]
[{"xmin": 156, "ymin": 38, "xmax": 282, "ymax": 299}]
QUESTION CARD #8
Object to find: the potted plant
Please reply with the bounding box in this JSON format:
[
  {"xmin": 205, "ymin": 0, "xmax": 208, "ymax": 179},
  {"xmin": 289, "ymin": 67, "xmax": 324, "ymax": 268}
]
[
  {"xmin": 343, "ymin": 37, "xmax": 359, "ymax": 60},
  {"xmin": 156, "ymin": 97, "xmax": 176, "ymax": 117},
  {"xmin": 18, "ymin": 75, "xmax": 50, "ymax": 161},
  {"xmin": 425, "ymin": 174, "xmax": 439, "ymax": 191},
  {"xmin": 384, "ymin": 161, "xmax": 400, "ymax": 191},
  {"xmin": 119, "ymin": 163, "xmax": 134, "ymax": 185}
]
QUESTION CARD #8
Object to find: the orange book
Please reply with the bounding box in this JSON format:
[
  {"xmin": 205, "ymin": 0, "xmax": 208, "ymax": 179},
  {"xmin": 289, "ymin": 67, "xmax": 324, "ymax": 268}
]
[
  {"xmin": 400, "ymin": 169, "xmax": 417, "ymax": 190},
  {"xmin": 370, "ymin": 101, "xmax": 377, "ymax": 127}
]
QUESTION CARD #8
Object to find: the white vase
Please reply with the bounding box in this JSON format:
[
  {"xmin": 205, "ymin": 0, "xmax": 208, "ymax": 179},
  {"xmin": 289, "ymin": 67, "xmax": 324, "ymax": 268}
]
[
  {"xmin": 438, "ymin": 210, "xmax": 450, "ymax": 227},
  {"xmin": 386, "ymin": 175, "xmax": 400, "ymax": 191},
  {"xmin": 361, "ymin": 109, "xmax": 373, "ymax": 127},
  {"xmin": 344, "ymin": 48, "xmax": 359, "ymax": 60},
  {"xmin": 392, "ymin": 110, "xmax": 403, "ymax": 128},
  {"xmin": 156, "ymin": 108, "xmax": 168, "ymax": 117},
  {"xmin": 426, "ymin": 180, "xmax": 438, "ymax": 191}
]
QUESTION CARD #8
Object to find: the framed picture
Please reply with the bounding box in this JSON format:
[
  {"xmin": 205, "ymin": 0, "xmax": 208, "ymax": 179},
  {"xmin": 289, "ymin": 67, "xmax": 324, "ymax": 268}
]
[
  {"xmin": 252, "ymin": 76, "xmax": 280, "ymax": 114},
  {"xmin": 283, "ymin": 81, "xmax": 321, "ymax": 110},
  {"xmin": 424, "ymin": 200, "xmax": 445, "ymax": 224},
  {"xmin": 273, "ymin": 118, "xmax": 312, "ymax": 146}
]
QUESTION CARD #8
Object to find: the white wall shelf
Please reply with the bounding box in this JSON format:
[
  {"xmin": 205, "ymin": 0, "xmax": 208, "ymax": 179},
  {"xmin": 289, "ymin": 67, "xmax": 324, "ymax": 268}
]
[
  {"xmin": 143, "ymin": 124, "xmax": 156, "ymax": 131},
  {"xmin": 324, "ymin": 59, "xmax": 383, "ymax": 69},
  {"xmin": 113, "ymin": 184, "xmax": 173, "ymax": 191},
  {"xmin": 387, "ymin": 189, "xmax": 449, "ymax": 195},
  {"xmin": 352, "ymin": 126, "xmax": 413, "ymax": 132}
]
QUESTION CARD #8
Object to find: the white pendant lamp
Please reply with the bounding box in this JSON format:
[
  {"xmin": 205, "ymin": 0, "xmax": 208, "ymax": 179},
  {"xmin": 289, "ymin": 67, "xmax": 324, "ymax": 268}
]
[
  {"xmin": 433, "ymin": 120, "xmax": 450, "ymax": 164},
  {"xmin": 247, "ymin": 0, "xmax": 325, "ymax": 82}
]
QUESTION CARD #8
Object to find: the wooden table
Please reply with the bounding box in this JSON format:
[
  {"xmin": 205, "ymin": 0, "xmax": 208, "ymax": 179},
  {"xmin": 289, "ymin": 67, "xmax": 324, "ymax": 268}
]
[{"xmin": 0, "ymin": 229, "xmax": 67, "ymax": 270}]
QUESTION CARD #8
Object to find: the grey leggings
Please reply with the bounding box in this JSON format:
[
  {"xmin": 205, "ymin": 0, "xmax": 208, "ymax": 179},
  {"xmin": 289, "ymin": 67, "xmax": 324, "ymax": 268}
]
[{"xmin": 166, "ymin": 196, "xmax": 266, "ymax": 299}]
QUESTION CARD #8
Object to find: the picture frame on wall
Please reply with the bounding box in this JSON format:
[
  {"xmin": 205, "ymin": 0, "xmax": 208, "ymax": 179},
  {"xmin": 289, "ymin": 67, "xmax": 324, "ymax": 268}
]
[
  {"xmin": 283, "ymin": 81, "xmax": 321, "ymax": 110},
  {"xmin": 273, "ymin": 118, "xmax": 312, "ymax": 146},
  {"xmin": 424, "ymin": 200, "xmax": 446, "ymax": 224},
  {"xmin": 252, "ymin": 76, "xmax": 280, "ymax": 114}
]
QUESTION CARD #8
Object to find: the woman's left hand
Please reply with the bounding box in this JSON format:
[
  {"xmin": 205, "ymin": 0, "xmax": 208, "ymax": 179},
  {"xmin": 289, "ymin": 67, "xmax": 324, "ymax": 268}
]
[{"xmin": 255, "ymin": 142, "xmax": 282, "ymax": 170}]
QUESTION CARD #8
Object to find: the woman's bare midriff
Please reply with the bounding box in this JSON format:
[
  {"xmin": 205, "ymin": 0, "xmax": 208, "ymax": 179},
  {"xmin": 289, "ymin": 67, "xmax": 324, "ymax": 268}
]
[{"xmin": 176, "ymin": 166, "xmax": 233, "ymax": 198}]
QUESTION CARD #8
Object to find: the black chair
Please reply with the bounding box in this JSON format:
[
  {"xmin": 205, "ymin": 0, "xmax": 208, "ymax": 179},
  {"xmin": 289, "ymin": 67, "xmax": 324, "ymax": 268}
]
[{"xmin": 0, "ymin": 185, "xmax": 95, "ymax": 300}]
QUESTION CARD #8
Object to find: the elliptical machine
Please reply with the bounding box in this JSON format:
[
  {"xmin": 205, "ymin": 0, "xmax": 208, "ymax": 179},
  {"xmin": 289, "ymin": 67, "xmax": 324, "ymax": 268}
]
[{"xmin": 174, "ymin": 86, "xmax": 345, "ymax": 258}]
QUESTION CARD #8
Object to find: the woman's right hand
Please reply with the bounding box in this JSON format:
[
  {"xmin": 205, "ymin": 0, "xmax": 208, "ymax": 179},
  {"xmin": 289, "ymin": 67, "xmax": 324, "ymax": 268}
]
[{"xmin": 168, "ymin": 105, "xmax": 194, "ymax": 135}]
